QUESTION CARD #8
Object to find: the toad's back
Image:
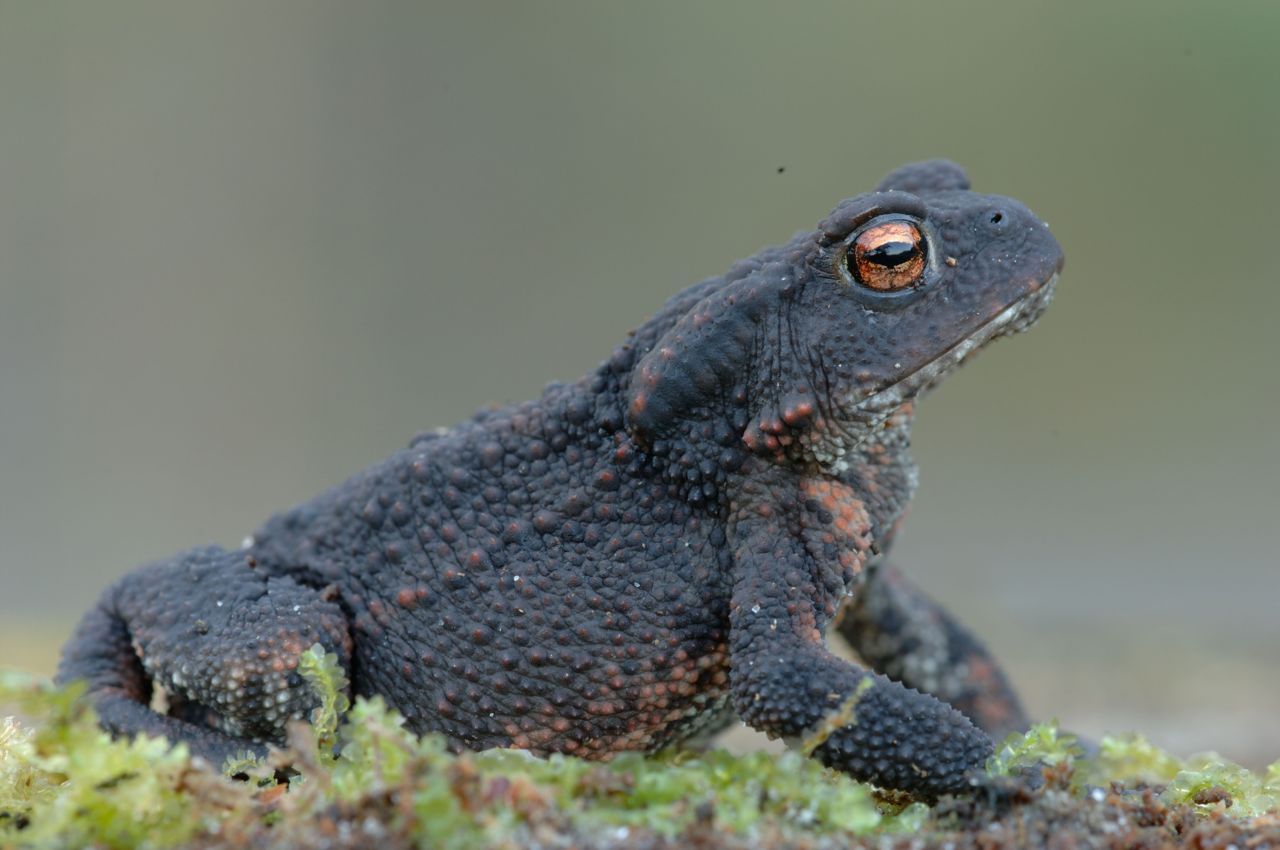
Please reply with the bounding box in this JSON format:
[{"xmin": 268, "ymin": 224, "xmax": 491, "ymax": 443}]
[{"xmin": 248, "ymin": 381, "xmax": 737, "ymax": 755}]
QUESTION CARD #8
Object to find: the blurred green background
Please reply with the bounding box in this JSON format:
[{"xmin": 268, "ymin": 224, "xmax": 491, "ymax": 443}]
[{"xmin": 2, "ymin": 2, "xmax": 1277, "ymax": 764}]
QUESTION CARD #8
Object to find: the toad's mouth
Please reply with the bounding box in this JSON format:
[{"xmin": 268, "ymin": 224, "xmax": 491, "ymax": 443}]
[{"xmin": 848, "ymin": 273, "xmax": 1059, "ymax": 422}]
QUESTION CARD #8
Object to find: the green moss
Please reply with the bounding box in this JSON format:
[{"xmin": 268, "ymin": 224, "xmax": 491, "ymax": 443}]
[
  {"xmin": 0, "ymin": 656, "xmax": 902, "ymax": 848},
  {"xmin": 0, "ymin": 671, "xmax": 214, "ymax": 849},
  {"xmin": 487, "ymin": 747, "xmax": 894, "ymax": 836},
  {"xmin": 1162, "ymin": 754, "xmax": 1278, "ymax": 816},
  {"xmin": 295, "ymin": 643, "xmax": 350, "ymax": 759},
  {"xmin": 1055, "ymin": 728, "xmax": 1280, "ymax": 816},
  {"xmin": 0, "ymin": 717, "xmax": 58, "ymax": 816},
  {"xmin": 1075, "ymin": 733, "xmax": 1183, "ymax": 787},
  {"xmin": 2, "ymin": 663, "xmax": 1277, "ymax": 849},
  {"xmin": 987, "ymin": 721, "xmax": 1084, "ymax": 776}
]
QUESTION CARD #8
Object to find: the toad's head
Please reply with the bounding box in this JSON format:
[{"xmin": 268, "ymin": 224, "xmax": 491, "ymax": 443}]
[{"xmin": 627, "ymin": 160, "xmax": 1064, "ymax": 473}]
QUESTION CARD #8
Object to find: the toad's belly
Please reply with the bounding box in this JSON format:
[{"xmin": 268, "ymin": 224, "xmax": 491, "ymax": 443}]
[{"xmin": 350, "ymin": 609, "xmax": 732, "ymax": 758}]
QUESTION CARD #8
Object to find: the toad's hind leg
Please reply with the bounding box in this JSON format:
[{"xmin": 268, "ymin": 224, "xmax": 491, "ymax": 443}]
[
  {"xmin": 834, "ymin": 561, "xmax": 1028, "ymax": 740},
  {"xmin": 56, "ymin": 546, "xmax": 352, "ymax": 767}
]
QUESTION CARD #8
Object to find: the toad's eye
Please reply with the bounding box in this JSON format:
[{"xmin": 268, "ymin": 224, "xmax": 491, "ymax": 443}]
[{"xmin": 845, "ymin": 219, "xmax": 927, "ymax": 291}]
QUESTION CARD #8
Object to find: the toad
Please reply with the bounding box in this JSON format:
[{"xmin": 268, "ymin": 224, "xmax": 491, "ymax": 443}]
[{"xmin": 59, "ymin": 160, "xmax": 1063, "ymax": 799}]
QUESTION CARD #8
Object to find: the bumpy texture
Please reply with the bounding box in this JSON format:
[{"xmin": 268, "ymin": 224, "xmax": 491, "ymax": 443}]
[{"xmin": 59, "ymin": 160, "xmax": 1063, "ymax": 800}]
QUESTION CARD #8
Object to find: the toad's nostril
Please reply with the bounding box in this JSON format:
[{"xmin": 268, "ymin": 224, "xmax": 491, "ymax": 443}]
[{"xmin": 989, "ymin": 211, "xmax": 1005, "ymax": 225}]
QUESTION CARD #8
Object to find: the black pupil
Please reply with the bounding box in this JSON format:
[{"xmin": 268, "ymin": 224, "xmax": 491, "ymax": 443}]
[{"xmin": 865, "ymin": 240, "xmax": 918, "ymax": 268}]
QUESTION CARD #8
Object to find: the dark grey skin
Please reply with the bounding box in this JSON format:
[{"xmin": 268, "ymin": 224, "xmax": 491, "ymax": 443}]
[{"xmin": 59, "ymin": 161, "xmax": 1062, "ymax": 800}]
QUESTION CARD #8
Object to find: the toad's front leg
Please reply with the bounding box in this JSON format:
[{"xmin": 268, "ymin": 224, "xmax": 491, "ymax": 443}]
[{"xmin": 727, "ymin": 486, "xmax": 991, "ymax": 800}]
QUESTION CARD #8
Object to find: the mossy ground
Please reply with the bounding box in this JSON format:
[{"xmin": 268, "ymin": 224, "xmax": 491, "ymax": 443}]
[{"xmin": 2, "ymin": 648, "xmax": 1278, "ymax": 850}]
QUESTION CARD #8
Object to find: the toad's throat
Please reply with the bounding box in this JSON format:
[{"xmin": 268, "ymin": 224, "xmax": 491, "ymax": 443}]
[
  {"xmin": 804, "ymin": 274, "xmax": 1058, "ymax": 473},
  {"xmin": 850, "ymin": 273, "xmax": 1058, "ymax": 421}
]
